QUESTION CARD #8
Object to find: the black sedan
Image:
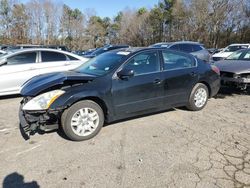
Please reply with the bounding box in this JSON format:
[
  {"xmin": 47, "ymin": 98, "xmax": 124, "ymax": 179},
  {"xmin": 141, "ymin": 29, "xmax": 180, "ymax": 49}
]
[{"xmin": 19, "ymin": 48, "xmax": 220, "ymax": 141}]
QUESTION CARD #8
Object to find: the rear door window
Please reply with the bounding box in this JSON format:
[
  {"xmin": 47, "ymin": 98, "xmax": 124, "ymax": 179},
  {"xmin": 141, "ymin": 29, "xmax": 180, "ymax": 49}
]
[
  {"xmin": 7, "ymin": 52, "xmax": 37, "ymax": 65},
  {"xmin": 162, "ymin": 51, "xmax": 196, "ymax": 70},
  {"xmin": 41, "ymin": 51, "xmax": 67, "ymax": 62}
]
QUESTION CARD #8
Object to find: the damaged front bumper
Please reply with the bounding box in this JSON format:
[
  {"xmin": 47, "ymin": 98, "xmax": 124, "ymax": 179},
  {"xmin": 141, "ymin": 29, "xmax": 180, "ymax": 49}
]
[
  {"xmin": 221, "ymin": 76, "xmax": 250, "ymax": 89},
  {"xmin": 19, "ymin": 99, "xmax": 63, "ymax": 140}
]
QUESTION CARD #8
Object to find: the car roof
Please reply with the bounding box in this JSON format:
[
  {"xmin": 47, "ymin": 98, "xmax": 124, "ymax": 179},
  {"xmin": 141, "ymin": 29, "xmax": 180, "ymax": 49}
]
[
  {"xmin": 1, "ymin": 48, "xmax": 87, "ymax": 60},
  {"xmin": 112, "ymin": 47, "xmax": 189, "ymax": 54},
  {"xmin": 151, "ymin": 41, "xmax": 204, "ymax": 47},
  {"xmin": 7, "ymin": 48, "xmax": 69, "ymax": 53},
  {"xmin": 228, "ymin": 43, "xmax": 250, "ymax": 46},
  {"xmin": 170, "ymin": 41, "xmax": 203, "ymax": 45}
]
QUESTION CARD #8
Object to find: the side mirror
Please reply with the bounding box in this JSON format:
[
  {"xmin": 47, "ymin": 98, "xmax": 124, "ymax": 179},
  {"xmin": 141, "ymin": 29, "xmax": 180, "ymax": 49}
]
[{"xmin": 117, "ymin": 68, "xmax": 134, "ymax": 80}]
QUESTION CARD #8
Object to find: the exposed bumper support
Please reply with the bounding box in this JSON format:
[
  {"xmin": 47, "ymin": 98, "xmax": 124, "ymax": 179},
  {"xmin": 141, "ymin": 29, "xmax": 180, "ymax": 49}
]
[
  {"xmin": 221, "ymin": 77, "xmax": 250, "ymax": 84},
  {"xmin": 19, "ymin": 101, "xmax": 62, "ymax": 140}
]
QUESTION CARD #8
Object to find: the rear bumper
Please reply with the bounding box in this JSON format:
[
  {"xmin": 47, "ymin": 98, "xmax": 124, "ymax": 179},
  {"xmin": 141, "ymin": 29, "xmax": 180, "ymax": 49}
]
[{"xmin": 19, "ymin": 100, "xmax": 61, "ymax": 139}]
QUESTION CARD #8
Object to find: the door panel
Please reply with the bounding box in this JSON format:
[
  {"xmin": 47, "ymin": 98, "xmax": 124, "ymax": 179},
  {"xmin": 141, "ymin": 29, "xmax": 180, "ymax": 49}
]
[
  {"xmin": 112, "ymin": 72, "xmax": 163, "ymax": 114},
  {"xmin": 161, "ymin": 50, "xmax": 199, "ymax": 105},
  {"xmin": 111, "ymin": 50, "xmax": 164, "ymax": 115},
  {"xmin": 0, "ymin": 52, "xmax": 37, "ymax": 95},
  {"xmin": 35, "ymin": 51, "xmax": 82, "ymax": 75}
]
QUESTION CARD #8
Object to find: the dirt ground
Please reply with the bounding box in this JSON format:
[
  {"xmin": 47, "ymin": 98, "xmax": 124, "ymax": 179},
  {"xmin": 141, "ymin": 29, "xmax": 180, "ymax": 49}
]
[{"xmin": 0, "ymin": 88, "xmax": 249, "ymax": 188}]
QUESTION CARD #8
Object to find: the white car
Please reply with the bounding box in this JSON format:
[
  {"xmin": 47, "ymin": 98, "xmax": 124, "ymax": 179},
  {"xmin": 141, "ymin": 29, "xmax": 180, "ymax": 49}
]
[
  {"xmin": 0, "ymin": 50, "xmax": 6, "ymax": 55},
  {"xmin": 212, "ymin": 44, "xmax": 250, "ymax": 61},
  {"xmin": 0, "ymin": 48, "xmax": 88, "ymax": 96}
]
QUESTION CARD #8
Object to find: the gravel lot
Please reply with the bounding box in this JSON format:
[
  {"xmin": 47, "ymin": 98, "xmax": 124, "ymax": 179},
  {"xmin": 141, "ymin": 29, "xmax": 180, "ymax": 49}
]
[{"xmin": 0, "ymin": 89, "xmax": 249, "ymax": 188}]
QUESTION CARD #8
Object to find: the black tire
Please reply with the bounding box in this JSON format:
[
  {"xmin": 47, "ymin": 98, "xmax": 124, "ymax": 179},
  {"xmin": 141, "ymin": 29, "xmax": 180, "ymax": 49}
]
[
  {"xmin": 61, "ymin": 100, "xmax": 104, "ymax": 141},
  {"xmin": 186, "ymin": 83, "xmax": 209, "ymax": 111}
]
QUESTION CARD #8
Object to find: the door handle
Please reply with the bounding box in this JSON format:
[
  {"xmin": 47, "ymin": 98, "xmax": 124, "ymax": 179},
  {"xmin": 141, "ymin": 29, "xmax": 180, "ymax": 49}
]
[
  {"xmin": 154, "ymin": 79, "xmax": 162, "ymax": 85},
  {"xmin": 29, "ymin": 67, "xmax": 35, "ymax": 70},
  {"xmin": 190, "ymin": 72, "xmax": 197, "ymax": 77}
]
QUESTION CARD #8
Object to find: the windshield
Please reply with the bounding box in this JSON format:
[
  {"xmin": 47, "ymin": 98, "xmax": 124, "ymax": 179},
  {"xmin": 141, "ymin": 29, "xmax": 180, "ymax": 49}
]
[
  {"xmin": 76, "ymin": 51, "xmax": 129, "ymax": 76},
  {"xmin": 224, "ymin": 45, "xmax": 248, "ymax": 52},
  {"xmin": 226, "ymin": 50, "xmax": 250, "ymax": 61}
]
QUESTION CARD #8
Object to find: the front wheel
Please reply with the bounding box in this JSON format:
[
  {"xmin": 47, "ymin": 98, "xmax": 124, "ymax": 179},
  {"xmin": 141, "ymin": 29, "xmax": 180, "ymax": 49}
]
[
  {"xmin": 186, "ymin": 83, "xmax": 209, "ymax": 111},
  {"xmin": 61, "ymin": 100, "xmax": 104, "ymax": 141}
]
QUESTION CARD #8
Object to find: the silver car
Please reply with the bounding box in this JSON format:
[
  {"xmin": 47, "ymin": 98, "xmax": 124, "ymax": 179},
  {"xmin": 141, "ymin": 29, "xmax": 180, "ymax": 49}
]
[
  {"xmin": 150, "ymin": 41, "xmax": 210, "ymax": 62},
  {"xmin": 0, "ymin": 50, "xmax": 6, "ymax": 55},
  {"xmin": 0, "ymin": 48, "xmax": 88, "ymax": 96},
  {"xmin": 215, "ymin": 49, "xmax": 250, "ymax": 90}
]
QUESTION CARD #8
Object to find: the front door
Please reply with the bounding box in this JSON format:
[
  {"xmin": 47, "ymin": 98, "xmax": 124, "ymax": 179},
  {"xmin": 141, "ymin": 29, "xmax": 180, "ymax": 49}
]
[
  {"xmin": 0, "ymin": 51, "xmax": 38, "ymax": 95},
  {"xmin": 112, "ymin": 50, "xmax": 164, "ymax": 116}
]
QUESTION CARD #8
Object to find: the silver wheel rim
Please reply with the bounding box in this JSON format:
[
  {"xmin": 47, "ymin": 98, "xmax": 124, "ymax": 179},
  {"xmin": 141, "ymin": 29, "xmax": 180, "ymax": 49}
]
[
  {"xmin": 70, "ymin": 108, "xmax": 99, "ymax": 137},
  {"xmin": 194, "ymin": 88, "xmax": 207, "ymax": 108}
]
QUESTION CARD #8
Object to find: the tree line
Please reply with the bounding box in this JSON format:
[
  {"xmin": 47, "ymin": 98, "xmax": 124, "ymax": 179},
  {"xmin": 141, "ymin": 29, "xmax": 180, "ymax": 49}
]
[{"xmin": 0, "ymin": 0, "xmax": 249, "ymax": 50}]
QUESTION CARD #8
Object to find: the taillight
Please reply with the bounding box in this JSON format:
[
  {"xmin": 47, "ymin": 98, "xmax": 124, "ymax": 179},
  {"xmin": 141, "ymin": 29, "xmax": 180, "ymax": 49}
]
[{"xmin": 211, "ymin": 65, "xmax": 220, "ymax": 75}]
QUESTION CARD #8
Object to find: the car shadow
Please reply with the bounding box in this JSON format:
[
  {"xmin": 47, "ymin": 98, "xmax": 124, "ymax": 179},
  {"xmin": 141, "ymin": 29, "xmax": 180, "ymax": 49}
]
[
  {"xmin": 2, "ymin": 172, "xmax": 40, "ymax": 188},
  {"xmin": 105, "ymin": 108, "xmax": 175, "ymax": 127},
  {"xmin": 214, "ymin": 86, "xmax": 249, "ymax": 99}
]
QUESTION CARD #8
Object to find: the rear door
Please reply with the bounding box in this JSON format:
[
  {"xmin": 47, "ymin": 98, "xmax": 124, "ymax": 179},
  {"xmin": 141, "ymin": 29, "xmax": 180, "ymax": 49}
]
[
  {"xmin": 0, "ymin": 52, "xmax": 38, "ymax": 95},
  {"xmin": 160, "ymin": 50, "xmax": 199, "ymax": 105},
  {"xmin": 36, "ymin": 51, "xmax": 82, "ymax": 75}
]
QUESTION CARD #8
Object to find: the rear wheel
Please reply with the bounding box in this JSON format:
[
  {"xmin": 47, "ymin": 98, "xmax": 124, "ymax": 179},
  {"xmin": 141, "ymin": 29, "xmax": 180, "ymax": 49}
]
[
  {"xmin": 61, "ymin": 100, "xmax": 104, "ymax": 141},
  {"xmin": 186, "ymin": 83, "xmax": 209, "ymax": 111}
]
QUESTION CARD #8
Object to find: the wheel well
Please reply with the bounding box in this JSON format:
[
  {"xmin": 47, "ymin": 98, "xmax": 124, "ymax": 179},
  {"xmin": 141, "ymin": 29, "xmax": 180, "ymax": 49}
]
[
  {"xmin": 199, "ymin": 81, "xmax": 211, "ymax": 97},
  {"xmin": 80, "ymin": 97, "xmax": 108, "ymax": 120}
]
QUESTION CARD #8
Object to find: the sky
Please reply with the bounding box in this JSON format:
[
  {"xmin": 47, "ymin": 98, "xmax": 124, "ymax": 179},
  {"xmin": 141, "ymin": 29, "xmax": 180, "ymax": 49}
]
[{"xmin": 56, "ymin": 0, "xmax": 159, "ymax": 18}]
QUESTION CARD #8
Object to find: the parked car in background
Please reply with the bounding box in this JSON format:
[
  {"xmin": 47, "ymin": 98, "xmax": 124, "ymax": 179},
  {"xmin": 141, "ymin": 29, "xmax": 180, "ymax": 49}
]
[
  {"xmin": 207, "ymin": 48, "xmax": 223, "ymax": 55},
  {"xmin": 84, "ymin": 45, "xmax": 130, "ymax": 58},
  {"xmin": 212, "ymin": 44, "xmax": 250, "ymax": 61},
  {"xmin": 215, "ymin": 49, "xmax": 250, "ymax": 90},
  {"xmin": 19, "ymin": 47, "xmax": 220, "ymax": 141},
  {"xmin": 6, "ymin": 44, "xmax": 70, "ymax": 52},
  {"xmin": 0, "ymin": 50, "xmax": 6, "ymax": 55},
  {"xmin": 150, "ymin": 41, "xmax": 210, "ymax": 62},
  {"xmin": 7, "ymin": 44, "xmax": 42, "ymax": 50},
  {"xmin": 44, "ymin": 45, "xmax": 69, "ymax": 52},
  {"xmin": 82, "ymin": 48, "xmax": 98, "ymax": 56},
  {"xmin": 0, "ymin": 45, "xmax": 9, "ymax": 50},
  {"xmin": 0, "ymin": 48, "xmax": 88, "ymax": 96}
]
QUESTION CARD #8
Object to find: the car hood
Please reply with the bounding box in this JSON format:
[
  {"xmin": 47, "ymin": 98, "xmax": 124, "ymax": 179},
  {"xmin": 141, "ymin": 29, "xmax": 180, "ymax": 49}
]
[
  {"xmin": 212, "ymin": 52, "xmax": 232, "ymax": 58},
  {"xmin": 215, "ymin": 60, "xmax": 250, "ymax": 74},
  {"xmin": 21, "ymin": 71, "xmax": 97, "ymax": 96}
]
